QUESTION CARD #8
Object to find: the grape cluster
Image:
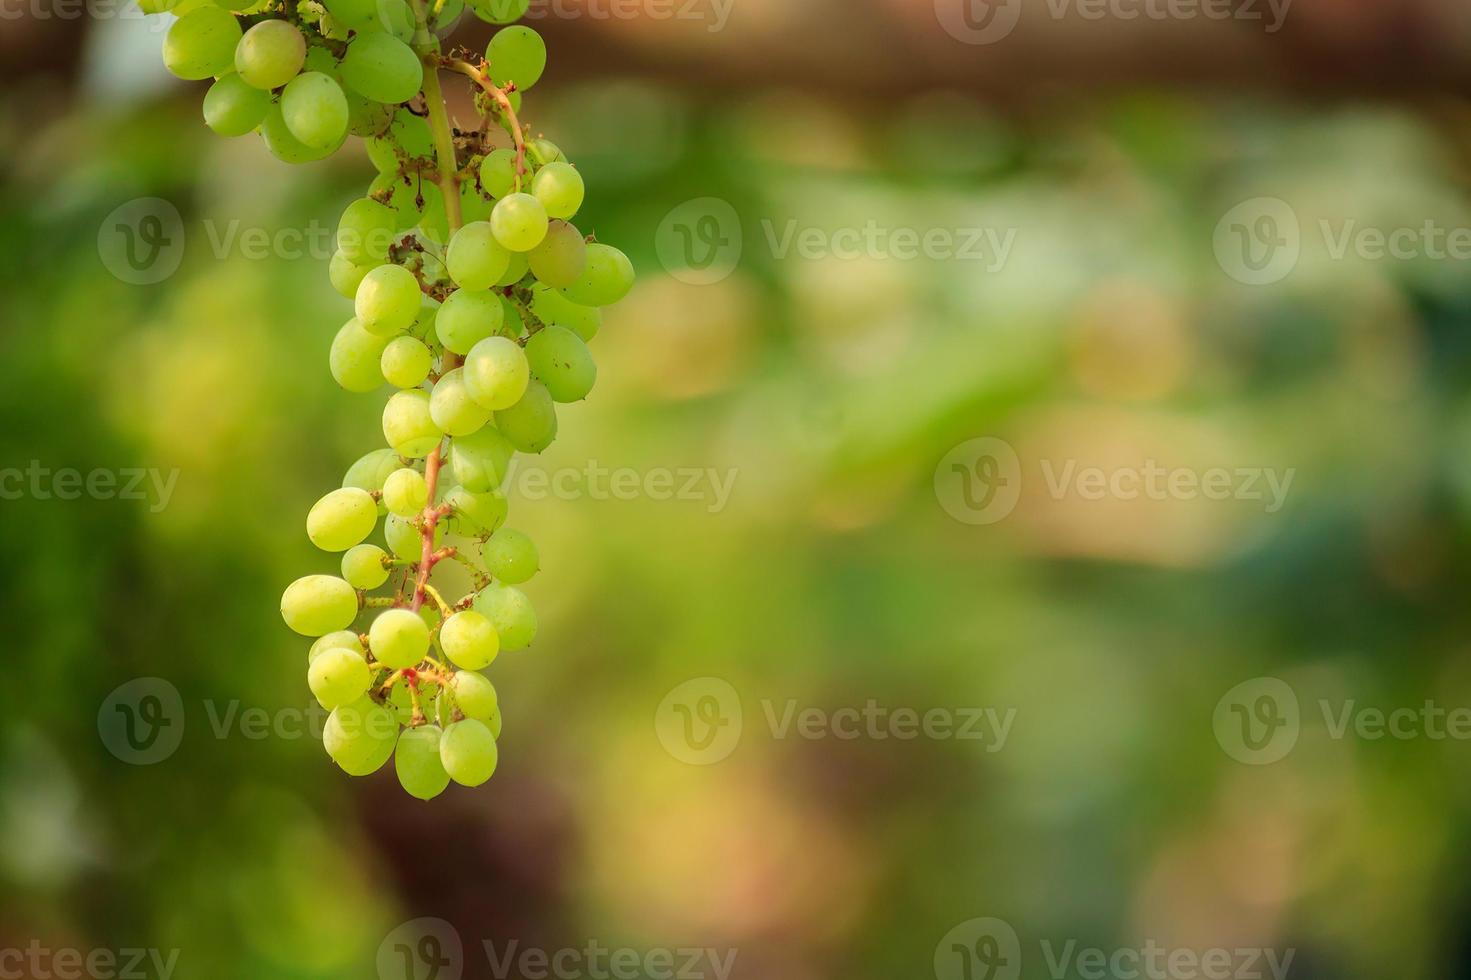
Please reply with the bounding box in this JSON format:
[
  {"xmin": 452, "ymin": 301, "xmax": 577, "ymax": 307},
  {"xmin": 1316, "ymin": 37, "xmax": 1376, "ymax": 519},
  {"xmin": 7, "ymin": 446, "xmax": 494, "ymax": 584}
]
[{"xmin": 143, "ymin": 0, "xmax": 635, "ymax": 797}]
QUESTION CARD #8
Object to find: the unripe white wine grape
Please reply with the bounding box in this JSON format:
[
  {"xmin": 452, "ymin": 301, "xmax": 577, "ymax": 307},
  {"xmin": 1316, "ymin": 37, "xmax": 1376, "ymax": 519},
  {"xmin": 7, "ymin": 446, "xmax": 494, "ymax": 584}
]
[
  {"xmin": 479, "ymin": 148, "xmax": 518, "ymax": 199},
  {"xmin": 462, "ymin": 336, "xmax": 529, "ymax": 411},
  {"xmin": 526, "ymin": 220, "xmax": 586, "ymax": 288},
  {"xmin": 560, "ymin": 242, "xmax": 635, "ymax": 307},
  {"xmin": 472, "ymin": 584, "xmax": 537, "ymax": 650},
  {"xmin": 342, "ymin": 543, "xmax": 391, "ymax": 589},
  {"xmin": 381, "ymin": 336, "xmax": 433, "ymax": 389},
  {"xmin": 531, "ymin": 162, "xmax": 583, "ymax": 219},
  {"xmin": 260, "ymin": 99, "xmax": 345, "ymax": 164},
  {"xmin": 341, "ymin": 33, "xmax": 422, "ymax": 104},
  {"xmin": 235, "ymin": 19, "xmax": 306, "ymax": 90},
  {"xmin": 382, "ymin": 468, "xmax": 429, "ymax": 517},
  {"xmin": 330, "ymin": 319, "xmax": 389, "ymax": 393},
  {"xmin": 440, "ymin": 719, "xmax": 498, "ymax": 787},
  {"xmin": 203, "ymin": 73, "xmax": 269, "ymax": 136},
  {"xmin": 483, "ymin": 528, "xmax": 538, "ymax": 584},
  {"xmin": 493, "ymin": 380, "xmax": 558, "ymax": 454},
  {"xmin": 344, "ymin": 448, "xmax": 402, "ymax": 498},
  {"xmin": 356, "ymin": 264, "xmax": 421, "ymax": 337},
  {"xmin": 370, "ymin": 608, "xmax": 431, "ymax": 669},
  {"xmin": 309, "ymin": 630, "xmax": 364, "ymax": 664},
  {"xmin": 447, "ymin": 222, "xmax": 512, "ymax": 291},
  {"xmin": 163, "ymin": 6, "xmax": 242, "ymax": 81},
  {"xmin": 396, "ymin": 726, "xmax": 451, "ymax": 800},
  {"xmin": 282, "ymin": 575, "xmax": 360, "ymax": 636},
  {"xmin": 435, "ymin": 288, "xmax": 505, "ymax": 355},
  {"xmin": 445, "ymin": 486, "xmax": 508, "ymax": 537},
  {"xmin": 451, "ymin": 671, "xmax": 499, "ymax": 720},
  {"xmin": 448, "ymin": 427, "xmax": 515, "ymax": 493},
  {"xmin": 307, "ymin": 487, "xmax": 379, "ymax": 552},
  {"xmin": 385, "ymin": 512, "xmax": 445, "ymax": 560},
  {"xmin": 440, "ymin": 610, "xmax": 500, "ymax": 670},
  {"xmin": 308, "ymin": 646, "xmax": 371, "ymax": 709},
  {"xmin": 337, "ymin": 197, "xmax": 397, "ymax": 264},
  {"xmin": 491, "ymin": 193, "xmax": 549, "ymax": 252},
  {"xmin": 487, "ymin": 25, "xmax": 546, "ymax": 90},
  {"xmin": 430, "ymin": 368, "xmax": 493, "ymax": 437},
  {"xmin": 532, "ymin": 287, "xmax": 601, "ymax": 342},
  {"xmin": 382, "ymin": 389, "xmax": 444, "ymax": 458},
  {"xmin": 330, "ymin": 249, "xmax": 375, "ymax": 300},
  {"xmin": 525, "ymin": 324, "xmax": 596, "ymax": 403},
  {"xmin": 324, "ymin": 696, "xmax": 398, "ymax": 776},
  {"xmin": 281, "ymin": 71, "xmax": 348, "ymax": 149}
]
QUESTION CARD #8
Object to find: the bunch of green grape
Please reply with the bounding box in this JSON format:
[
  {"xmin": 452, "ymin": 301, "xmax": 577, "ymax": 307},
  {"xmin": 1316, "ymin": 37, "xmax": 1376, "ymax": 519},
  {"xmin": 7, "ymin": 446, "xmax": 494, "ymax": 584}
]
[{"xmin": 143, "ymin": 0, "xmax": 635, "ymax": 798}]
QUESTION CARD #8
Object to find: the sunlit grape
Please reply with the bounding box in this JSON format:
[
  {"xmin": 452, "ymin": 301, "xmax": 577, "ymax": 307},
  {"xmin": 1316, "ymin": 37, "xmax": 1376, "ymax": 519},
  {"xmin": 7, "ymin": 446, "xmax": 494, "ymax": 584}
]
[
  {"xmin": 440, "ymin": 610, "xmax": 500, "ymax": 670},
  {"xmin": 560, "ymin": 242, "xmax": 635, "ymax": 307},
  {"xmin": 381, "ymin": 336, "xmax": 432, "ymax": 389},
  {"xmin": 309, "ymin": 630, "xmax": 364, "ymax": 664},
  {"xmin": 370, "ymin": 608, "xmax": 431, "ymax": 669},
  {"xmin": 203, "ymin": 73, "xmax": 269, "ymax": 136},
  {"xmin": 440, "ymin": 719, "xmax": 498, "ymax": 786},
  {"xmin": 531, "ymin": 286, "xmax": 600, "ymax": 342},
  {"xmin": 479, "ymin": 148, "xmax": 518, "ymax": 199},
  {"xmin": 448, "ymin": 427, "xmax": 515, "ymax": 493},
  {"xmin": 531, "ymin": 162, "xmax": 583, "ymax": 219},
  {"xmin": 462, "ymin": 336, "xmax": 529, "ymax": 411},
  {"xmin": 487, "ymin": 25, "xmax": 546, "ymax": 91},
  {"xmin": 385, "ymin": 512, "xmax": 445, "ymax": 561},
  {"xmin": 337, "ymin": 197, "xmax": 398, "ymax": 264},
  {"xmin": 447, "ymin": 222, "xmax": 512, "ymax": 291},
  {"xmin": 436, "ymin": 288, "xmax": 505, "ymax": 356},
  {"xmin": 366, "ymin": 109, "xmax": 433, "ymax": 172},
  {"xmin": 308, "ymin": 487, "xmax": 379, "ymax": 552},
  {"xmin": 526, "ymin": 220, "xmax": 586, "ymax": 289},
  {"xmin": 451, "ymin": 671, "xmax": 499, "ymax": 720},
  {"xmin": 383, "ymin": 468, "xmax": 429, "ymax": 517},
  {"xmin": 163, "ymin": 7, "xmax": 242, "ymax": 81},
  {"xmin": 356, "ymin": 264, "xmax": 422, "ymax": 337},
  {"xmin": 482, "ymin": 528, "xmax": 538, "ymax": 584},
  {"xmin": 341, "ymin": 32, "xmax": 422, "ymax": 104},
  {"xmin": 342, "ymin": 543, "xmax": 391, "ymax": 590},
  {"xmin": 324, "ymin": 696, "xmax": 398, "ymax": 776},
  {"xmin": 281, "ymin": 71, "xmax": 348, "ymax": 149},
  {"xmin": 491, "ymin": 193, "xmax": 549, "ymax": 252},
  {"xmin": 260, "ymin": 99, "xmax": 344, "ymax": 164},
  {"xmin": 525, "ymin": 324, "xmax": 596, "ymax": 403},
  {"xmin": 382, "ymin": 389, "xmax": 444, "ymax": 458},
  {"xmin": 431, "ymin": 368, "xmax": 494, "ymax": 437},
  {"xmin": 309, "ymin": 646, "xmax": 371, "ymax": 709},
  {"xmin": 330, "ymin": 249, "xmax": 374, "ymax": 300},
  {"xmin": 344, "ymin": 448, "xmax": 402, "ymax": 498},
  {"xmin": 396, "ymin": 726, "xmax": 450, "ymax": 800},
  {"xmin": 282, "ymin": 575, "xmax": 360, "ymax": 636},
  {"xmin": 235, "ymin": 19, "xmax": 306, "ymax": 90},
  {"xmin": 472, "ymin": 584, "xmax": 537, "ymax": 650},
  {"xmin": 469, "ymin": 0, "xmax": 529, "ymax": 24},
  {"xmin": 493, "ymin": 380, "xmax": 557, "ymax": 453},
  {"xmin": 445, "ymin": 486, "xmax": 508, "ymax": 537},
  {"xmin": 497, "ymin": 252, "xmax": 530, "ymax": 288}
]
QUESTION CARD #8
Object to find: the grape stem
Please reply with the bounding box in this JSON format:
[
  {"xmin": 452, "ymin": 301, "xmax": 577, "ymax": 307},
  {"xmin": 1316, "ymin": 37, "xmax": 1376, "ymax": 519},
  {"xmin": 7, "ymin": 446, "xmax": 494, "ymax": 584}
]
[{"xmin": 443, "ymin": 58, "xmax": 530, "ymax": 192}]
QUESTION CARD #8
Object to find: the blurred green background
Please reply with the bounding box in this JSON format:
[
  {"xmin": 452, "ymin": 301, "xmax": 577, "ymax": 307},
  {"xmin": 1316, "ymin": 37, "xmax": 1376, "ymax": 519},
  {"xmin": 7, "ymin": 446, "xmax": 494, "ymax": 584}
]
[{"xmin": 5, "ymin": 2, "xmax": 1471, "ymax": 978}]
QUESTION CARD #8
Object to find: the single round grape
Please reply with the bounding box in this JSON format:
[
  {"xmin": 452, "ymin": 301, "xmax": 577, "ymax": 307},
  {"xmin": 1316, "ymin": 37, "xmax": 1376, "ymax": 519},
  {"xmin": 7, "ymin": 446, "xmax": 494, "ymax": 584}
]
[
  {"xmin": 430, "ymin": 368, "xmax": 494, "ymax": 438},
  {"xmin": 469, "ymin": 0, "xmax": 528, "ymax": 24},
  {"xmin": 370, "ymin": 0, "xmax": 415, "ymax": 42},
  {"xmin": 497, "ymin": 251, "xmax": 530, "ymax": 288},
  {"xmin": 281, "ymin": 71, "xmax": 348, "ymax": 149},
  {"xmin": 385, "ymin": 512, "xmax": 446, "ymax": 561},
  {"xmin": 487, "ymin": 25, "xmax": 546, "ymax": 91},
  {"xmin": 445, "ymin": 486, "xmax": 508, "ymax": 537},
  {"xmin": 525, "ymin": 324, "xmax": 596, "ymax": 403},
  {"xmin": 381, "ymin": 336, "xmax": 433, "ymax": 389},
  {"xmin": 337, "ymin": 197, "xmax": 397, "ymax": 264},
  {"xmin": 483, "ymin": 528, "xmax": 538, "ymax": 584},
  {"xmin": 330, "ymin": 319, "xmax": 389, "ymax": 393},
  {"xmin": 451, "ymin": 671, "xmax": 499, "ymax": 720},
  {"xmin": 436, "ymin": 288, "xmax": 505, "ymax": 356},
  {"xmin": 330, "ymin": 249, "xmax": 374, "ymax": 300},
  {"xmin": 324, "ymin": 696, "xmax": 398, "ymax": 776},
  {"xmin": 560, "ymin": 243, "xmax": 635, "ymax": 307},
  {"xmin": 344, "ymin": 448, "xmax": 401, "ymax": 498},
  {"xmin": 309, "ymin": 630, "xmax": 364, "ymax": 664},
  {"xmin": 356, "ymin": 264, "xmax": 421, "ymax": 337},
  {"xmin": 440, "ymin": 719, "xmax": 498, "ymax": 787},
  {"xmin": 526, "ymin": 220, "xmax": 587, "ymax": 289},
  {"xmin": 494, "ymin": 380, "xmax": 558, "ymax": 454},
  {"xmin": 341, "ymin": 33, "xmax": 422, "ymax": 104},
  {"xmin": 308, "ymin": 487, "xmax": 378, "ymax": 552},
  {"xmin": 235, "ymin": 19, "xmax": 305, "ymax": 90},
  {"xmin": 383, "ymin": 467, "xmax": 429, "ymax": 517},
  {"xmin": 322, "ymin": 0, "xmax": 376, "ymax": 31},
  {"xmin": 203, "ymin": 73, "xmax": 269, "ymax": 136},
  {"xmin": 369, "ymin": 172, "xmax": 424, "ymax": 230},
  {"xmin": 448, "ymin": 427, "xmax": 515, "ymax": 493},
  {"xmin": 366, "ymin": 110, "xmax": 433, "ymax": 172},
  {"xmin": 447, "ymin": 222, "xmax": 512, "ymax": 291},
  {"xmin": 440, "ymin": 610, "xmax": 500, "ymax": 670},
  {"xmin": 382, "ymin": 389, "xmax": 444, "ymax": 458},
  {"xmin": 472, "ymin": 584, "xmax": 537, "ymax": 650},
  {"xmin": 491, "ymin": 193, "xmax": 549, "ymax": 253},
  {"xmin": 260, "ymin": 100, "xmax": 344, "ymax": 164},
  {"xmin": 163, "ymin": 7, "xmax": 242, "ymax": 81},
  {"xmin": 463, "ymin": 336, "xmax": 529, "ymax": 411},
  {"xmin": 395, "ymin": 726, "xmax": 451, "ymax": 800},
  {"xmin": 370, "ymin": 608, "xmax": 431, "ymax": 669},
  {"xmin": 342, "ymin": 543, "xmax": 391, "ymax": 590},
  {"xmin": 479, "ymin": 148, "xmax": 518, "ymax": 199},
  {"xmin": 531, "ymin": 286, "xmax": 600, "ymax": 342},
  {"xmin": 461, "ymin": 182, "xmax": 494, "ymax": 224},
  {"xmin": 531, "ymin": 162, "xmax": 583, "ymax": 219},
  {"xmin": 308, "ymin": 646, "xmax": 371, "ymax": 709},
  {"xmin": 530, "ymin": 138, "xmax": 565, "ymax": 164},
  {"xmin": 487, "ymin": 703, "xmax": 503, "ymax": 740},
  {"xmin": 282, "ymin": 575, "xmax": 360, "ymax": 637}
]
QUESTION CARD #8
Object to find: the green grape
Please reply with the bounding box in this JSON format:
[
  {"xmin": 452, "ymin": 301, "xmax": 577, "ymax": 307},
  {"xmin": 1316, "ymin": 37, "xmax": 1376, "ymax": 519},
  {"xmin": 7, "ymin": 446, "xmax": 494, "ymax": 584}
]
[
  {"xmin": 440, "ymin": 719, "xmax": 498, "ymax": 787},
  {"xmin": 500, "ymin": 295, "xmax": 523, "ymax": 336},
  {"xmin": 445, "ymin": 486, "xmax": 508, "ymax": 537},
  {"xmin": 309, "ymin": 630, "xmax": 364, "ymax": 664},
  {"xmin": 163, "ymin": 7, "xmax": 242, "ymax": 81},
  {"xmin": 440, "ymin": 610, "xmax": 500, "ymax": 670},
  {"xmin": 447, "ymin": 222, "xmax": 512, "ymax": 291},
  {"xmin": 451, "ymin": 670, "xmax": 499, "ymax": 719},
  {"xmin": 347, "ymin": 89, "xmax": 396, "ymax": 137},
  {"xmin": 341, "ymin": 33, "xmax": 422, "ymax": 104},
  {"xmin": 308, "ymin": 646, "xmax": 371, "ymax": 709},
  {"xmin": 381, "ymin": 336, "xmax": 433, "ymax": 389},
  {"xmin": 324, "ymin": 696, "xmax": 398, "ymax": 776},
  {"xmin": 483, "ymin": 528, "xmax": 538, "ymax": 584},
  {"xmin": 479, "ymin": 148, "xmax": 518, "ymax": 199},
  {"xmin": 383, "ymin": 467, "xmax": 429, "ymax": 517},
  {"xmin": 370, "ymin": 608, "xmax": 431, "ymax": 668},
  {"xmin": 281, "ymin": 72, "xmax": 348, "ymax": 149},
  {"xmin": 235, "ymin": 19, "xmax": 306, "ymax": 90},
  {"xmin": 469, "ymin": 0, "xmax": 528, "ymax": 25},
  {"xmin": 344, "ymin": 448, "xmax": 402, "ymax": 498},
  {"xmin": 436, "ymin": 288, "xmax": 505, "ymax": 356},
  {"xmin": 560, "ymin": 243, "xmax": 635, "ymax": 307},
  {"xmin": 415, "ymin": 182, "xmax": 452, "ymax": 248},
  {"xmin": 526, "ymin": 220, "xmax": 586, "ymax": 289},
  {"xmin": 281, "ymin": 575, "xmax": 360, "ymax": 636},
  {"xmin": 356, "ymin": 264, "xmax": 421, "ymax": 337},
  {"xmin": 370, "ymin": 172, "xmax": 425, "ymax": 230},
  {"xmin": 203, "ymin": 73, "xmax": 269, "ymax": 137},
  {"xmin": 308, "ymin": 487, "xmax": 379, "ymax": 552},
  {"xmin": 430, "ymin": 368, "xmax": 493, "ymax": 438},
  {"xmin": 139, "ymin": 0, "xmax": 182, "ymax": 13},
  {"xmin": 531, "ymin": 162, "xmax": 583, "ymax": 219},
  {"xmin": 330, "ymin": 250, "xmax": 375, "ymax": 300},
  {"xmin": 462, "ymin": 182, "xmax": 495, "ymax": 224},
  {"xmin": 491, "ymin": 193, "xmax": 549, "ymax": 252},
  {"xmin": 366, "ymin": 110, "xmax": 433, "ymax": 172},
  {"xmin": 303, "ymin": 43, "xmax": 340, "ymax": 77},
  {"xmin": 487, "ymin": 26, "xmax": 546, "ymax": 91},
  {"xmin": 382, "ymin": 389, "xmax": 444, "ymax": 458},
  {"xmin": 525, "ymin": 324, "xmax": 596, "ymax": 403},
  {"xmin": 472, "ymin": 584, "xmax": 537, "ymax": 650},
  {"xmin": 493, "ymin": 380, "xmax": 558, "ymax": 454},
  {"xmin": 531, "ymin": 286, "xmax": 600, "ymax": 342},
  {"xmin": 396, "ymin": 727, "xmax": 451, "ymax": 800},
  {"xmin": 385, "ymin": 512, "xmax": 445, "ymax": 560},
  {"xmin": 322, "ymin": 0, "xmax": 377, "ymax": 31},
  {"xmin": 529, "ymin": 138, "xmax": 565, "ymax": 164},
  {"xmin": 260, "ymin": 99, "xmax": 344, "ymax": 164},
  {"xmin": 330, "ymin": 319, "xmax": 390, "ymax": 393},
  {"xmin": 342, "ymin": 543, "xmax": 391, "ymax": 589},
  {"xmin": 497, "ymin": 251, "xmax": 530, "ymax": 288},
  {"xmin": 337, "ymin": 197, "xmax": 398, "ymax": 264},
  {"xmin": 366, "ymin": 0, "xmax": 415, "ymax": 41},
  {"xmin": 463, "ymin": 336, "xmax": 529, "ymax": 411},
  {"xmin": 448, "ymin": 427, "xmax": 515, "ymax": 493},
  {"xmin": 487, "ymin": 703, "xmax": 503, "ymax": 740}
]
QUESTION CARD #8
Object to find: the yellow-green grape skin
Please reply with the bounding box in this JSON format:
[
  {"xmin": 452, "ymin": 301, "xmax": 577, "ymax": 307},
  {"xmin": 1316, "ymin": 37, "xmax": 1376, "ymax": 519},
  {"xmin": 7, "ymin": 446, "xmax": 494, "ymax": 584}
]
[
  {"xmin": 324, "ymin": 696, "xmax": 398, "ymax": 776},
  {"xmin": 342, "ymin": 543, "xmax": 391, "ymax": 590},
  {"xmin": 483, "ymin": 528, "xmax": 538, "ymax": 584},
  {"xmin": 440, "ymin": 719, "xmax": 498, "ymax": 787},
  {"xmin": 365, "ymin": 110, "xmax": 433, "ymax": 172},
  {"xmin": 370, "ymin": 0, "xmax": 416, "ymax": 42},
  {"xmin": 486, "ymin": 25, "xmax": 546, "ymax": 91},
  {"xmin": 163, "ymin": 7, "xmax": 242, "ymax": 81},
  {"xmin": 281, "ymin": 71, "xmax": 349, "ymax": 149},
  {"xmin": 530, "ymin": 138, "xmax": 565, "ymax": 164},
  {"xmin": 234, "ymin": 19, "xmax": 306, "ymax": 90},
  {"xmin": 461, "ymin": 182, "xmax": 495, "ymax": 224},
  {"xmin": 307, "ymin": 487, "xmax": 379, "ymax": 552},
  {"xmin": 479, "ymin": 148, "xmax": 517, "ymax": 199},
  {"xmin": 330, "ymin": 319, "xmax": 390, "ymax": 393},
  {"xmin": 440, "ymin": 611, "xmax": 500, "ymax": 670},
  {"xmin": 493, "ymin": 381, "xmax": 558, "ymax": 454},
  {"xmin": 322, "ymin": 0, "xmax": 376, "ymax": 32},
  {"xmin": 340, "ymin": 32, "xmax": 422, "ymax": 104},
  {"xmin": 203, "ymin": 73, "xmax": 270, "ymax": 136},
  {"xmin": 448, "ymin": 427, "xmax": 515, "ymax": 493},
  {"xmin": 337, "ymin": 197, "xmax": 398, "ymax": 264},
  {"xmin": 309, "ymin": 630, "xmax": 364, "ymax": 664},
  {"xmin": 369, "ymin": 608, "xmax": 431, "ymax": 669},
  {"xmin": 472, "ymin": 584, "xmax": 537, "ymax": 650},
  {"xmin": 330, "ymin": 250, "xmax": 375, "ymax": 300},
  {"xmin": 526, "ymin": 220, "xmax": 587, "ymax": 289},
  {"xmin": 260, "ymin": 100, "xmax": 344, "ymax": 165},
  {"xmin": 356, "ymin": 265, "xmax": 422, "ymax": 337},
  {"xmin": 430, "ymin": 369, "xmax": 494, "ymax": 438},
  {"xmin": 451, "ymin": 671, "xmax": 499, "ymax": 719},
  {"xmin": 139, "ymin": 0, "xmax": 182, "ymax": 13},
  {"xmin": 381, "ymin": 336, "xmax": 433, "ymax": 389},
  {"xmin": 382, "ymin": 389, "xmax": 444, "ymax": 459},
  {"xmin": 385, "ymin": 512, "xmax": 445, "ymax": 560},
  {"xmin": 281, "ymin": 575, "xmax": 360, "ymax": 637},
  {"xmin": 445, "ymin": 486, "xmax": 508, "ymax": 537},
  {"xmin": 369, "ymin": 171, "xmax": 425, "ymax": 230},
  {"xmin": 463, "ymin": 336, "xmax": 529, "ymax": 411},
  {"xmin": 447, "ymin": 222, "xmax": 512, "ymax": 291},
  {"xmin": 344, "ymin": 448, "xmax": 402, "ymax": 499},
  {"xmin": 487, "ymin": 704, "xmax": 503, "ymax": 740},
  {"xmin": 532, "ymin": 287, "xmax": 601, "ymax": 342},
  {"xmin": 383, "ymin": 468, "xmax": 429, "ymax": 518},
  {"xmin": 491, "ymin": 193, "xmax": 549, "ymax": 253},
  {"xmin": 396, "ymin": 727, "xmax": 451, "ymax": 800},
  {"xmin": 308, "ymin": 646, "xmax": 371, "ymax": 709},
  {"xmin": 531, "ymin": 162, "xmax": 583, "ymax": 219},
  {"xmin": 560, "ymin": 243, "xmax": 635, "ymax": 308},
  {"xmin": 470, "ymin": 0, "xmax": 529, "ymax": 25},
  {"xmin": 436, "ymin": 289, "xmax": 505, "ymax": 356},
  {"xmin": 525, "ymin": 324, "xmax": 596, "ymax": 403}
]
